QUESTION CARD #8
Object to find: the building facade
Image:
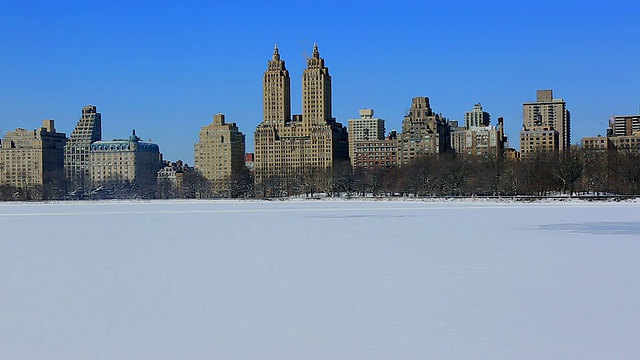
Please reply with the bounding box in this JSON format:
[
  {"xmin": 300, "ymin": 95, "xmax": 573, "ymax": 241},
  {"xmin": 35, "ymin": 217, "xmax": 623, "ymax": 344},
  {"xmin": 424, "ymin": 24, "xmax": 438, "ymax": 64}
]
[
  {"xmin": 0, "ymin": 120, "xmax": 67, "ymax": 188},
  {"xmin": 519, "ymin": 126, "xmax": 559, "ymax": 159},
  {"xmin": 65, "ymin": 105, "xmax": 102, "ymax": 187},
  {"xmin": 610, "ymin": 115, "xmax": 640, "ymax": 137},
  {"xmin": 348, "ymin": 109, "xmax": 386, "ymax": 167},
  {"xmin": 89, "ymin": 131, "xmax": 161, "ymax": 186},
  {"xmin": 352, "ymin": 131, "xmax": 398, "ymax": 169},
  {"xmin": 464, "ymin": 103, "xmax": 490, "ymax": 129},
  {"xmin": 254, "ymin": 44, "xmax": 349, "ymax": 186},
  {"xmin": 194, "ymin": 113, "xmax": 246, "ymax": 193},
  {"xmin": 398, "ymin": 97, "xmax": 450, "ymax": 165},
  {"xmin": 521, "ymin": 90, "xmax": 570, "ymax": 153},
  {"xmin": 451, "ymin": 104, "xmax": 506, "ymax": 159}
]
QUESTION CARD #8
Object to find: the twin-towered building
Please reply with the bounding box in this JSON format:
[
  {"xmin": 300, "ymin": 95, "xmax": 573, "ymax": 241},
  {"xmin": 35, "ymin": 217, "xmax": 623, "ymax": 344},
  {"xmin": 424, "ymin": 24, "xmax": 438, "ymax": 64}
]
[{"xmin": 254, "ymin": 44, "xmax": 349, "ymax": 185}]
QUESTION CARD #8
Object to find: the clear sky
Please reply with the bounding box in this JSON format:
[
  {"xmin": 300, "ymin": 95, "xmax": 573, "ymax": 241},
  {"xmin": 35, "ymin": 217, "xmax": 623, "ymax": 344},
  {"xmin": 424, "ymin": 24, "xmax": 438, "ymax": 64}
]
[{"xmin": 1, "ymin": 0, "xmax": 639, "ymax": 164}]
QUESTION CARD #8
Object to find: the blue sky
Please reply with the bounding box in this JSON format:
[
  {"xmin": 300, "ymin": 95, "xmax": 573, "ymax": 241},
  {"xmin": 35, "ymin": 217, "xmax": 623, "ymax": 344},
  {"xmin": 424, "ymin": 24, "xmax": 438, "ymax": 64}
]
[{"xmin": 1, "ymin": 0, "xmax": 639, "ymax": 164}]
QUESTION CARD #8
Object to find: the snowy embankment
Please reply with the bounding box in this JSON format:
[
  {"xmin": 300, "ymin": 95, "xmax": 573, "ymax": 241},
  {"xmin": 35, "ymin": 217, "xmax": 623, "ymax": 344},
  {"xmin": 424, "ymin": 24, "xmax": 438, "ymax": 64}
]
[{"xmin": 1, "ymin": 200, "xmax": 639, "ymax": 359}]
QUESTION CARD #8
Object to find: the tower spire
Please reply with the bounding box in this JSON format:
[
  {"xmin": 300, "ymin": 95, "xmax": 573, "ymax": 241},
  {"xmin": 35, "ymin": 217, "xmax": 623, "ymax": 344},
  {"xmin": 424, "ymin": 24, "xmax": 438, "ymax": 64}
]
[
  {"xmin": 312, "ymin": 42, "xmax": 319, "ymax": 58},
  {"xmin": 273, "ymin": 44, "xmax": 280, "ymax": 60}
]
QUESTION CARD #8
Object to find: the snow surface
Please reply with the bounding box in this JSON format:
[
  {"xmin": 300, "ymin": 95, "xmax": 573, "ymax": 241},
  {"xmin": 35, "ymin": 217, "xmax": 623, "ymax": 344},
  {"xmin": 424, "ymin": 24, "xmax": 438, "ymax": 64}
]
[{"xmin": 1, "ymin": 200, "xmax": 639, "ymax": 359}]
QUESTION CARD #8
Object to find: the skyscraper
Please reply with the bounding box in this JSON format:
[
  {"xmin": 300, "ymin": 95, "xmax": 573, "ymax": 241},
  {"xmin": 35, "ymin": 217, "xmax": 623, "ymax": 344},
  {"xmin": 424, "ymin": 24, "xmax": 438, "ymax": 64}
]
[
  {"xmin": 254, "ymin": 44, "xmax": 348, "ymax": 188},
  {"xmin": 64, "ymin": 105, "xmax": 102, "ymax": 187},
  {"xmin": 263, "ymin": 45, "xmax": 291, "ymax": 127}
]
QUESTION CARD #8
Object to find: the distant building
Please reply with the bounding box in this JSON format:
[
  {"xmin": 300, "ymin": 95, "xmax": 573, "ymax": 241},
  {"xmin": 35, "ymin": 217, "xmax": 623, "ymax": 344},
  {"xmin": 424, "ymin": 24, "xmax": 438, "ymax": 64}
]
[
  {"xmin": 582, "ymin": 114, "xmax": 640, "ymax": 152},
  {"xmin": 451, "ymin": 104, "xmax": 506, "ymax": 159},
  {"xmin": 348, "ymin": 109, "xmax": 385, "ymax": 167},
  {"xmin": 245, "ymin": 153, "xmax": 255, "ymax": 174},
  {"xmin": 65, "ymin": 105, "xmax": 102, "ymax": 188},
  {"xmin": 520, "ymin": 126, "xmax": 559, "ymax": 158},
  {"xmin": 0, "ymin": 120, "xmax": 67, "ymax": 188},
  {"xmin": 194, "ymin": 113, "xmax": 246, "ymax": 194},
  {"xmin": 89, "ymin": 130, "xmax": 162, "ymax": 186},
  {"xmin": 254, "ymin": 44, "xmax": 349, "ymax": 186},
  {"xmin": 398, "ymin": 97, "xmax": 451, "ymax": 165},
  {"xmin": 464, "ymin": 103, "xmax": 490, "ymax": 129},
  {"xmin": 521, "ymin": 90, "xmax": 570, "ymax": 154},
  {"xmin": 158, "ymin": 160, "xmax": 192, "ymax": 187},
  {"xmin": 610, "ymin": 115, "xmax": 640, "ymax": 137},
  {"xmin": 352, "ymin": 130, "xmax": 398, "ymax": 169}
]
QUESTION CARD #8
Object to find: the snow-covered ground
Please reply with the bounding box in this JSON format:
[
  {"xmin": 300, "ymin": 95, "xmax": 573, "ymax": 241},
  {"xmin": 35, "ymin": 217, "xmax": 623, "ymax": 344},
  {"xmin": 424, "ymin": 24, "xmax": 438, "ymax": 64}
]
[{"xmin": 1, "ymin": 200, "xmax": 639, "ymax": 359}]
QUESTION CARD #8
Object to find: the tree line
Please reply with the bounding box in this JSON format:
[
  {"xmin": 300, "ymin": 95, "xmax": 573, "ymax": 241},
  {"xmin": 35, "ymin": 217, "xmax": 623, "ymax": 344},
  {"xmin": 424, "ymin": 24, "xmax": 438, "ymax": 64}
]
[{"xmin": 2, "ymin": 146, "xmax": 639, "ymax": 201}]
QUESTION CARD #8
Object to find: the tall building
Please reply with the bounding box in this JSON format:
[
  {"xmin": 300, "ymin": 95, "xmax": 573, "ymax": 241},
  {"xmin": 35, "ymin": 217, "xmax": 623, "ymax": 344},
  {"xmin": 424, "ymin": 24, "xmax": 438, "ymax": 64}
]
[
  {"xmin": 65, "ymin": 105, "xmax": 102, "ymax": 187},
  {"xmin": 89, "ymin": 130, "xmax": 161, "ymax": 186},
  {"xmin": 0, "ymin": 120, "xmax": 67, "ymax": 188},
  {"xmin": 464, "ymin": 103, "xmax": 490, "ymax": 129},
  {"xmin": 348, "ymin": 109, "xmax": 385, "ymax": 167},
  {"xmin": 194, "ymin": 113, "xmax": 246, "ymax": 193},
  {"xmin": 263, "ymin": 45, "xmax": 291, "ymax": 127},
  {"xmin": 254, "ymin": 44, "xmax": 349, "ymax": 186},
  {"xmin": 521, "ymin": 90, "xmax": 570, "ymax": 153},
  {"xmin": 398, "ymin": 97, "xmax": 451, "ymax": 165}
]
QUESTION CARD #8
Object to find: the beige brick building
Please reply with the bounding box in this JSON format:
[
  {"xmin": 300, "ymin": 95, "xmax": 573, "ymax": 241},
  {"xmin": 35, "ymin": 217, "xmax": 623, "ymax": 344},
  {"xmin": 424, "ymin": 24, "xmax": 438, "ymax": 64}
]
[
  {"xmin": 89, "ymin": 131, "xmax": 162, "ymax": 186},
  {"xmin": 519, "ymin": 125, "xmax": 559, "ymax": 159},
  {"xmin": 398, "ymin": 97, "xmax": 450, "ymax": 165},
  {"xmin": 0, "ymin": 120, "xmax": 67, "ymax": 188},
  {"xmin": 348, "ymin": 109, "xmax": 386, "ymax": 167},
  {"xmin": 451, "ymin": 104, "xmax": 506, "ymax": 159},
  {"xmin": 194, "ymin": 113, "xmax": 246, "ymax": 193},
  {"xmin": 522, "ymin": 90, "xmax": 570, "ymax": 153},
  {"xmin": 65, "ymin": 105, "xmax": 102, "ymax": 188},
  {"xmin": 254, "ymin": 44, "xmax": 348, "ymax": 185}
]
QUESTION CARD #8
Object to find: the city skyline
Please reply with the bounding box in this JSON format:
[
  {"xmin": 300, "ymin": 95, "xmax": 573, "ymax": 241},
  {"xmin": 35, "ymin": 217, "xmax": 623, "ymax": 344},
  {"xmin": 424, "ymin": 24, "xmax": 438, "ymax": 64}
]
[{"xmin": 1, "ymin": 1, "xmax": 639, "ymax": 163}]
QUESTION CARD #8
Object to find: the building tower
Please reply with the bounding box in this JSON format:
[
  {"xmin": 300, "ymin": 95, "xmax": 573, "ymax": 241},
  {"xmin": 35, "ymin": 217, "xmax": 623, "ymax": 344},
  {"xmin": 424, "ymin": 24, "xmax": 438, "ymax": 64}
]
[
  {"xmin": 398, "ymin": 97, "xmax": 451, "ymax": 165},
  {"xmin": 522, "ymin": 89, "xmax": 571, "ymax": 153},
  {"xmin": 254, "ymin": 44, "xmax": 348, "ymax": 190},
  {"xmin": 302, "ymin": 43, "xmax": 332, "ymax": 127},
  {"xmin": 194, "ymin": 113, "xmax": 246, "ymax": 195},
  {"xmin": 64, "ymin": 105, "xmax": 102, "ymax": 188},
  {"xmin": 263, "ymin": 45, "xmax": 291, "ymax": 127},
  {"xmin": 465, "ymin": 103, "xmax": 491, "ymax": 129}
]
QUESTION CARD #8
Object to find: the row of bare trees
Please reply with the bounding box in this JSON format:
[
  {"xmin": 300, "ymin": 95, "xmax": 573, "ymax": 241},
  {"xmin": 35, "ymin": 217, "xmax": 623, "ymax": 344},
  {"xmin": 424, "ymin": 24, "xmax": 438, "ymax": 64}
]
[
  {"xmin": 2, "ymin": 147, "xmax": 639, "ymax": 201},
  {"xmin": 256, "ymin": 146, "xmax": 640, "ymax": 198}
]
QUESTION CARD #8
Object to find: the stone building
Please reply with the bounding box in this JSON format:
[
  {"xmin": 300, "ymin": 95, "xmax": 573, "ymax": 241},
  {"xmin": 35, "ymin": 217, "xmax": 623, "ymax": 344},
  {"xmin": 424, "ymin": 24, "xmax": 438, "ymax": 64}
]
[
  {"xmin": 64, "ymin": 105, "xmax": 102, "ymax": 188},
  {"xmin": 398, "ymin": 97, "xmax": 451, "ymax": 165},
  {"xmin": 521, "ymin": 90, "xmax": 570, "ymax": 154},
  {"xmin": 519, "ymin": 126, "xmax": 559, "ymax": 159},
  {"xmin": 194, "ymin": 113, "xmax": 246, "ymax": 194},
  {"xmin": 352, "ymin": 131, "xmax": 398, "ymax": 169},
  {"xmin": 450, "ymin": 104, "xmax": 506, "ymax": 159},
  {"xmin": 348, "ymin": 109, "xmax": 385, "ymax": 167},
  {"xmin": 254, "ymin": 44, "xmax": 348, "ymax": 186},
  {"xmin": 464, "ymin": 103, "xmax": 490, "ymax": 129},
  {"xmin": 0, "ymin": 120, "xmax": 67, "ymax": 188},
  {"xmin": 89, "ymin": 130, "xmax": 162, "ymax": 186}
]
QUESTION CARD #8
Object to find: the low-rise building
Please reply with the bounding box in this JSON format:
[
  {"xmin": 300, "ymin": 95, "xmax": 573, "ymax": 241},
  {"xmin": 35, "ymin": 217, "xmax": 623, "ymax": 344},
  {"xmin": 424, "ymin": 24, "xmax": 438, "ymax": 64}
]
[{"xmin": 90, "ymin": 130, "xmax": 162, "ymax": 186}]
